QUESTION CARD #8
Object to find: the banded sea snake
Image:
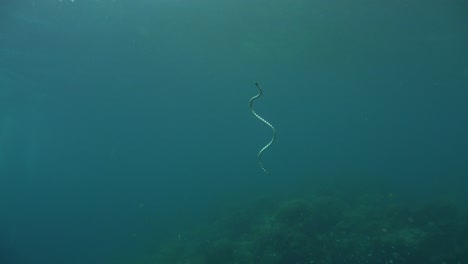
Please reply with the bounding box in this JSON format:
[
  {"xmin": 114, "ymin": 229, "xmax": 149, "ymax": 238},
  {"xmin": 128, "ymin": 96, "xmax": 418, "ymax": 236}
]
[{"xmin": 249, "ymin": 82, "xmax": 276, "ymax": 174}]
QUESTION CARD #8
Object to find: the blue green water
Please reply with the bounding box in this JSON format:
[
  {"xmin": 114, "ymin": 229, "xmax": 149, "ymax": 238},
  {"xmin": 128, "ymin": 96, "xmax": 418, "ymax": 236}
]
[{"xmin": 1, "ymin": 0, "xmax": 467, "ymax": 263}]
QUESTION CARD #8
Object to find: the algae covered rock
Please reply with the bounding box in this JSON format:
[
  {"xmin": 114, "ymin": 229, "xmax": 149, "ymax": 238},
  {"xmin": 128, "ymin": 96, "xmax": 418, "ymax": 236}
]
[{"xmin": 152, "ymin": 194, "xmax": 468, "ymax": 264}]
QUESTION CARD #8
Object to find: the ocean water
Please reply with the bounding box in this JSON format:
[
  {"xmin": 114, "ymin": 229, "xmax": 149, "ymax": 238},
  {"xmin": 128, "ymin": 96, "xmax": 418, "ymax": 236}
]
[{"xmin": 1, "ymin": 0, "xmax": 467, "ymax": 263}]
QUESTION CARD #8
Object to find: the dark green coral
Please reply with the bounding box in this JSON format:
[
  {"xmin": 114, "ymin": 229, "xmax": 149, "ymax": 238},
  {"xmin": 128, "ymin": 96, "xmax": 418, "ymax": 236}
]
[{"xmin": 153, "ymin": 194, "xmax": 468, "ymax": 264}]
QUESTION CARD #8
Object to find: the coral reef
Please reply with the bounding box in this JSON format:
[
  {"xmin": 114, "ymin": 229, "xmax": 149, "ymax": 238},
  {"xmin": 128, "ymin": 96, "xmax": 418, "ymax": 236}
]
[{"xmin": 153, "ymin": 194, "xmax": 468, "ymax": 264}]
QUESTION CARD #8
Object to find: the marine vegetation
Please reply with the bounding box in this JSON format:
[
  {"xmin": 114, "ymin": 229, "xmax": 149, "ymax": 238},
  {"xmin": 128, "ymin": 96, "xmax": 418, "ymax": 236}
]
[{"xmin": 153, "ymin": 194, "xmax": 468, "ymax": 264}]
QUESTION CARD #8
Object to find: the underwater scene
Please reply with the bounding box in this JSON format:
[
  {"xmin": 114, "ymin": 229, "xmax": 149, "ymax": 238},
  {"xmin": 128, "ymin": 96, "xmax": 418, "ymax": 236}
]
[{"xmin": 1, "ymin": 0, "xmax": 468, "ymax": 263}]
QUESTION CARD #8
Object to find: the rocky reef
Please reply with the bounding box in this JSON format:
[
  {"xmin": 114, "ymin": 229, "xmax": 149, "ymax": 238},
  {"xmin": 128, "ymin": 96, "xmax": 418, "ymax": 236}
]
[{"xmin": 153, "ymin": 193, "xmax": 468, "ymax": 264}]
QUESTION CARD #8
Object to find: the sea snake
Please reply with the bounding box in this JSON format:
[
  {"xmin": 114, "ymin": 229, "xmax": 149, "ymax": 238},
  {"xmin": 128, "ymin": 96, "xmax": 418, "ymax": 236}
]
[{"xmin": 249, "ymin": 82, "xmax": 276, "ymax": 174}]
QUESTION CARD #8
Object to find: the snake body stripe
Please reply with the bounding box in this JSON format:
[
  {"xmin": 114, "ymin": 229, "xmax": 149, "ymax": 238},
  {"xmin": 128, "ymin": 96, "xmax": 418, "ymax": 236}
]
[{"xmin": 249, "ymin": 82, "xmax": 276, "ymax": 174}]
